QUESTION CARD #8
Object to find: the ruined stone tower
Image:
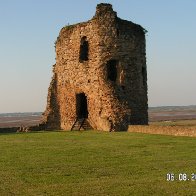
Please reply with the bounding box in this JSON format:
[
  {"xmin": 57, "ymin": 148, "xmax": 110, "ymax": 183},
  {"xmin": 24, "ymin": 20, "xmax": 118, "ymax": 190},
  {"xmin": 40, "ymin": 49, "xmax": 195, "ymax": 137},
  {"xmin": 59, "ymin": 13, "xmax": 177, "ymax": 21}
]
[{"xmin": 42, "ymin": 3, "xmax": 148, "ymax": 131}]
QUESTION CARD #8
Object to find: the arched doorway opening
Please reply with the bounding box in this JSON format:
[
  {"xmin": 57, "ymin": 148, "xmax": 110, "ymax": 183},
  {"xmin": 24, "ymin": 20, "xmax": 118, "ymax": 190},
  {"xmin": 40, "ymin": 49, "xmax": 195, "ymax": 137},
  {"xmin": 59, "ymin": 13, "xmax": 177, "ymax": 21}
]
[{"xmin": 76, "ymin": 93, "xmax": 88, "ymax": 118}]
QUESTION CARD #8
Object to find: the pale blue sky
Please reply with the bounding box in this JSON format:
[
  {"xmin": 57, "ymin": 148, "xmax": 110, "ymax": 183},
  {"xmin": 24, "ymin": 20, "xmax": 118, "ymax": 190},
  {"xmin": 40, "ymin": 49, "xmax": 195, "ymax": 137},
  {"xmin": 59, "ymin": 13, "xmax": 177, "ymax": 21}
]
[{"xmin": 0, "ymin": 0, "xmax": 195, "ymax": 113}]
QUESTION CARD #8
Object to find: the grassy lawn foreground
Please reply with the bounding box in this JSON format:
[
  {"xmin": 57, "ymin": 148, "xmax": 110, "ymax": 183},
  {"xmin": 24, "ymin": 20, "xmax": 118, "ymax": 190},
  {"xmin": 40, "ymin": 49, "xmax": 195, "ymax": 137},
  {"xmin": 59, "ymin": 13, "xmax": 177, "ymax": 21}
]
[{"xmin": 0, "ymin": 131, "xmax": 195, "ymax": 195}]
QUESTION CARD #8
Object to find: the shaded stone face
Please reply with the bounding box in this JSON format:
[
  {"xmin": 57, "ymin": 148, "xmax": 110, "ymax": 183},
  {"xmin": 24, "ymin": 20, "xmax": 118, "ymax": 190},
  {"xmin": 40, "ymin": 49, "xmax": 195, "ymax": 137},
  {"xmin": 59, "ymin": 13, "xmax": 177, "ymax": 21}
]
[{"xmin": 42, "ymin": 3, "xmax": 148, "ymax": 131}]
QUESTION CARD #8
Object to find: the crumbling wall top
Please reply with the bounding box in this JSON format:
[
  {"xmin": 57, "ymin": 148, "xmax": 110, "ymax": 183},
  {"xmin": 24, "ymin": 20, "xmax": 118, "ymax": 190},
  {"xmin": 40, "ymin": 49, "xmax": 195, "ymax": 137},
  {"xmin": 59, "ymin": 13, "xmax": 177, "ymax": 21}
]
[{"xmin": 94, "ymin": 3, "xmax": 117, "ymax": 18}]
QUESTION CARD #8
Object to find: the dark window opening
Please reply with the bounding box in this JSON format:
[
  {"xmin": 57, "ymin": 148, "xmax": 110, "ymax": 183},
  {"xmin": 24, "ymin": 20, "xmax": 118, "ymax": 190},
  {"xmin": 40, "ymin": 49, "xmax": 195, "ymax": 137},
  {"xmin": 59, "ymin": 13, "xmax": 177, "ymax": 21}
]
[
  {"xmin": 117, "ymin": 28, "xmax": 120, "ymax": 37},
  {"xmin": 76, "ymin": 93, "xmax": 88, "ymax": 118},
  {"xmin": 107, "ymin": 60, "xmax": 118, "ymax": 82},
  {"xmin": 79, "ymin": 36, "xmax": 88, "ymax": 62},
  {"xmin": 142, "ymin": 66, "xmax": 146, "ymax": 86},
  {"xmin": 121, "ymin": 86, "xmax": 125, "ymax": 91}
]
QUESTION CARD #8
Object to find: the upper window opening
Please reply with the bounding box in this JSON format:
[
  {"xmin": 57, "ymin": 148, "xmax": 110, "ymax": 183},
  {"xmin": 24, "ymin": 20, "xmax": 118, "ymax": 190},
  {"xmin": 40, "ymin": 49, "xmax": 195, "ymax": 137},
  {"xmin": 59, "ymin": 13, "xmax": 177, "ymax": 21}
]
[
  {"xmin": 107, "ymin": 60, "xmax": 118, "ymax": 82},
  {"xmin": 117, "ymin": 28, "xmax": 119, "ymax": 37},
  {"xmin": 79, "ymin": 36, "xmax": 89, "ymax": 62}
]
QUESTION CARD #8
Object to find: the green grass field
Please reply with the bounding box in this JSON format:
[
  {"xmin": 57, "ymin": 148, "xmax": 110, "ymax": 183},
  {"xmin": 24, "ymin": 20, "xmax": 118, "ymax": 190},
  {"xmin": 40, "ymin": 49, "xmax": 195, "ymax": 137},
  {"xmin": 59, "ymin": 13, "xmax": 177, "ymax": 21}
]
[{"xmin": 0, "ymin": 131, "xmax": 195, "ymax": 195}]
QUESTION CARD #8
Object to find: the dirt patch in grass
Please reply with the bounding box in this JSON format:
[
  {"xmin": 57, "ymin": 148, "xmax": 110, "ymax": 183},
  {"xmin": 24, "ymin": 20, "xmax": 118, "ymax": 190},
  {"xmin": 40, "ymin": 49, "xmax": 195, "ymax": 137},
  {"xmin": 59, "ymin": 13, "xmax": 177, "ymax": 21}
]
[{"xmin": 128, "ymin": 125, "xmax": 196, "ymax": 137}]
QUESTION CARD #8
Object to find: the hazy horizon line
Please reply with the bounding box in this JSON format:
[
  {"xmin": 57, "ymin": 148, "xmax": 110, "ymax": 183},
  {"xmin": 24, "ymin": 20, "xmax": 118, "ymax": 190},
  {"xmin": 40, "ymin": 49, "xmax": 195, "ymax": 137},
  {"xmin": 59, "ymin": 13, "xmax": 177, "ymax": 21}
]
[{"xmin": 0, "ymin": 104, "xmax": 196, "ymax": 114}]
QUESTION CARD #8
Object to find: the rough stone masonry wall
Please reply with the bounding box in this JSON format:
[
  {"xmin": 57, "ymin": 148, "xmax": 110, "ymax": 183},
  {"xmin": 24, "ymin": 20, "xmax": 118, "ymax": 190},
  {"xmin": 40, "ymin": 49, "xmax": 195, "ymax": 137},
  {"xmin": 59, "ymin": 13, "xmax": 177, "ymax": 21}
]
[{"xmin": 42, "ymin": 3, "xmax": 148, "ymax": 131}]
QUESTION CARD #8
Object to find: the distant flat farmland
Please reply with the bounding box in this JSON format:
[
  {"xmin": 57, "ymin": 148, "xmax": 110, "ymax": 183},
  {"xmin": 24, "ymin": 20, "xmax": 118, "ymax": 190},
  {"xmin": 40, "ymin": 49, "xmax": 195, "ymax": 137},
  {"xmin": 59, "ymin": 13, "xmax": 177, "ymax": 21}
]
[
  {"xmin": 0, "ymin": 106, "xmax": 196, "ymax": 128},
  {"xmin": 149, "ymin": 105, "xmax": 196, "ymax": 121},
  {"xmin": 0, "ymin": 113, "xmax": 42, "ymax": 128}
]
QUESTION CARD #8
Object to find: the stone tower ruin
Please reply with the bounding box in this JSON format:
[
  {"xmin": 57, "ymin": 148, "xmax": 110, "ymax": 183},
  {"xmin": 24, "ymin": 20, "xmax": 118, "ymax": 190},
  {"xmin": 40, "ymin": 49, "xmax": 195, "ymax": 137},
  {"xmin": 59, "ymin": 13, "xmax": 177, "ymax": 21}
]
[{"xmin": 42, "ymin": 3, "xmax": 148, "ymax": 131}]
